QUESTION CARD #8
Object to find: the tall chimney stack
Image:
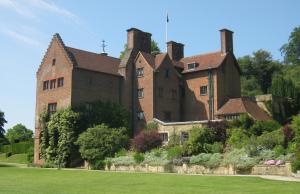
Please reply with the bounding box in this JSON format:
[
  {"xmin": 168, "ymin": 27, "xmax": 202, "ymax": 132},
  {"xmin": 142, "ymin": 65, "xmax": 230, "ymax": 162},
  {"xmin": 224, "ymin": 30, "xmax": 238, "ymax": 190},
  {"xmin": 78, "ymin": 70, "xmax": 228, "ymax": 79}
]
[
  {"xmin": 220, "ymin": 29, "xmax": 233, "ymax": 54},
  {"xmin": 167, "ymin": 41, "xmax": 184, "ymax": 61},
  {"xmin": 127, "ymin": 28, "xmax": 151, "ymax": 53}
]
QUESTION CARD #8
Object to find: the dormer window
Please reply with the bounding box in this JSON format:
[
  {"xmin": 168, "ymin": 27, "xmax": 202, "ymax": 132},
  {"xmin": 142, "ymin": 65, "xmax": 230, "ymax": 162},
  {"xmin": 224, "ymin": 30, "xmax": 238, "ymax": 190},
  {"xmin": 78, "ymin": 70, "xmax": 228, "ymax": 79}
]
[{"xmin": 187, "ymin": 62, "xmax": 199, "ymax": 70}]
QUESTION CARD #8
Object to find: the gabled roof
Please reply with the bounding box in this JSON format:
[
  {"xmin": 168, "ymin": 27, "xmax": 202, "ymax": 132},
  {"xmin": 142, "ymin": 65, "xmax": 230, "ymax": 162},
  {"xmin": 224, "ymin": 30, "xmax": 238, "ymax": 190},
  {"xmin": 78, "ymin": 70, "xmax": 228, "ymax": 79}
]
[
  {"xmin": 216, "ymin": 98, "xmax": 271, "ymax": 121},
  {"xmin": 180, "ymin": 51, "xmax": 227, "ymax": 73},
  {"xmin": 66, "ymin": 47, "xmax": 121, "ymax": 76}
]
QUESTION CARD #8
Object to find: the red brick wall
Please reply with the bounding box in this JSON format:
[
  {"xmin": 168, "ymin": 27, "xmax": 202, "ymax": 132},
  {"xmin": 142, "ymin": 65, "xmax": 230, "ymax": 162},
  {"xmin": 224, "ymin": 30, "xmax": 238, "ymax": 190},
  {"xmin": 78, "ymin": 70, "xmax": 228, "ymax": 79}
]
[
  {"xmin": 134, "ymin": 54, "xmax": 154, "ymax": 131},
  {"xmin": 71, "ymin": 68, "xmax": 121, "ymax": 105},
  {"xmin": 216, "ymin": 54, "xmax": 241, "ymax": 109},
  {"xmin": 154, "ymin": 56, "xmax": 181, "ymax": 122},
  {"xmin": 34, "ymin": 38, "xmax": 73, "ymax": 165}
]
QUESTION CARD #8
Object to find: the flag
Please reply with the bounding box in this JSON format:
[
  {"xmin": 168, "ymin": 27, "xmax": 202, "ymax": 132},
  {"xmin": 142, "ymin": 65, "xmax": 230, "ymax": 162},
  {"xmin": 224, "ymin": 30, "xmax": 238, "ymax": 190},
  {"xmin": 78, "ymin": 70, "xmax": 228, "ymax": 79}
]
[{"xmin": 167, "ymin": 12, "xmax": 169, "ymax": 23}]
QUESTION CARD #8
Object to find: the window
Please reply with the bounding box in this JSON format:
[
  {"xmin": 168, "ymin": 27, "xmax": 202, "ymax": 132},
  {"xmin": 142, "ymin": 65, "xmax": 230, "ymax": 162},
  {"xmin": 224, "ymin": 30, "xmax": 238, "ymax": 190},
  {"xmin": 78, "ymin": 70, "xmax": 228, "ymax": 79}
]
[
  {"xmin": 164, "ymin": 111, "xmax": 171, "ymax": 121},
  {"xmin": 171, "ymin": 89, "xmax": 177, "ymax": 100},
  {"xmin": 137, "ymin": 88, "xmax": 144, "ymax": 98},
  {"xmin": 48, "ymin": 103, "xmax": 57, "ymax": 115},
  {"xmin": 43, "ymin": 80, "xmax": 49, "ymax": 90},
  {"xmin": 158, "ymin": 87, "xmax": 164, "ymax": 98},
  {"xmin": 187, "ymin": 62, "xmax": 199, "ymax": 70},
  {"xmin": 137, "ymin": 111, "xmax": 144, "ymax": 120},
  {"xmin": 181, "ymin": 132, "xmax": 189, "ymax": 142},
  {"xmin": 57, "ymin": 77, "xmax": 64, "ymax": 87},
  {"xmin": 136, "ymin": 68, "xmax": 144, "ymax": 77},
  {"xmin": 165, "ymin": 69, "xmax": 169, "ymax": 78},
  {"xmin": 52, "ymin": 58, "xmax": 56, "ymax": 66},
  {"xmin": 200, "ymin": 86, "xmax": 207, "ymax": 96},
  {"xmin": 50, "ymin": 79, "xmax": 56, "ymax": 89},
  {"xmin": 159, "ymin": 133, "xmax": 168, "ymax": 142},
  {"xmin": 225, "ymin": 114, "xmax": 240, "ymax": 120}
]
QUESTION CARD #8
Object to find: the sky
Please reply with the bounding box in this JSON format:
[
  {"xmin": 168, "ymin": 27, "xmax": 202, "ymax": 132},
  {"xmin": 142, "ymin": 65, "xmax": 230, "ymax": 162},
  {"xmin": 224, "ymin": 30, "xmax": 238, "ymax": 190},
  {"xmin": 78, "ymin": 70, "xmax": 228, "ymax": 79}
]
[{"xmin": 0, "ymin": 0, "xmax": 299, "ymax": 132}]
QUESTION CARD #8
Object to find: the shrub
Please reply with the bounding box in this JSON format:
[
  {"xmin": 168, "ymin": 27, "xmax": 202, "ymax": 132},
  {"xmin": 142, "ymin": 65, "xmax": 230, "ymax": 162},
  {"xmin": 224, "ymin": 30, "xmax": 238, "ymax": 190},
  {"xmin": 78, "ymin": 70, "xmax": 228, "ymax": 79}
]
[
  {"xmin": 167, "ymin": 146, "xmax": 182, "ymax": 160},
  {"xmin": 0, "ymin": 141, "xmax": 33, "ymax": 154},
  {"xmin": 27, "ymin": 146, "xmax": 34, "ymax": 163},
  {"xmin": 109, "ymin": 156, "xmax": 135, "ymax": 166},
  {"xmin": 142, "ymin": 150, "xmax": 169, "ymax": 166},
  {"xmin": 224, "ymin": 148, "xmax": 257, "ymax": 171},
  {"xmin": 76, "ymin": 124, "xmax": 129, "ymax": 169},
  {"xmin": 249, "ymin": 120, "xmax": 281, "ymax": 136},
  {"xmin": 227, "ymin": 128, "xmax": 249, "ymax": 149},
  {"xmin": 145, "ymin": 122, "xmax": 158, "ymax": 131},
  {"xmin": 190, "ymin": 153, "xmax": 222, "ymax": 169},
  {"xmin": 204, "ymin": 142, "xmax": 224, "ymax": 153},
  {"xmin": 183, "ymin": 127, "xmax": 215, "ymax": 155},
  {"xmin": 257, "ymin": 149, "xmax": 275, "ymax": 161},
  {"xmin": 133, "ymin": 152, "xmax": 144, "ymax": 164},
  {"xmin": 115, "ymin": 148, "xmax": 127, "ymax": 157},
  {"xmin": 207, "ymin": 121, "xmax": 227, "ymax": 143},
  {"xmin": 131, "ymin": 131, "xmax": 162, "ymax": 153},
  {"xmin": 282, "ymin": 124, "xmax": 294, "ymax": 147},
  {"xmin": 256, "ymin": 129, "xmax": 284, "ymax": 150},
  {"xmin": 229, "ymin": 114, "xmax": 254, "ymax": 130},
  {"xmin": 167, "ymin": 133, "xmax": 181, "ymax": 147}
]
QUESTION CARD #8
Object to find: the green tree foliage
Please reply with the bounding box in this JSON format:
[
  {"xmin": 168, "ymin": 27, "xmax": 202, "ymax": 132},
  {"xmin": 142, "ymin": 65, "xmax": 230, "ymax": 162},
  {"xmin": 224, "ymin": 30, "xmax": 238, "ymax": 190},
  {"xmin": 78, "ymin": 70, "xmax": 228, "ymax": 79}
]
[
  {"xmin": 238, "ymin": 50, "xmax": 282, "ymax": 95},
  {"xmin": 0, "ymin": 110, "xmax": 8, "ymax": 146},
  {"xmin": 76, "ymin": 124, "xmax": 129, "ymax": 169},
  {"xmin": 43, "ymin": 108, "xmax": 80, "ymax": 167},
  {"xmin": 0, "ymin": 110, "xmax": 7, "ymax": 137},
  {"xmin": 74, "ymin": 101, "xmax": 130, "ymax": 136},
  {"xmin": 291, "ymin": 113, "xmax": 300, "ymax": 172},
  {"xmin": 5, "ymin": 124, "xmax": 33, "ymax": 143},
  {"xmin": 119, "ymin": 40, "xmax": 161, "ymax": 59},
  {"xmin": 183, "ymin": 127, "xmax": 216, "ymax": 155},
  {"xmin": 280, "ymin": 26, "xmax": 300, "ymax": 65},
  {"xmin": 248, "ymin": 120, "xmax": 281, "ymax": 136}
]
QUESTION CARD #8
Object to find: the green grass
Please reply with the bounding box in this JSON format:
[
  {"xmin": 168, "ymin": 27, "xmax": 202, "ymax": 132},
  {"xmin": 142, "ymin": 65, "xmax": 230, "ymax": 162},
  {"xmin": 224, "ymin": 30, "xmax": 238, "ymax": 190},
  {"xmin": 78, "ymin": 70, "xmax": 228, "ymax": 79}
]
[
  {"xmin": 0, "ymin": 167, "xmax": 299, "ymax": 194},
  {"xmin": 0, "ymin": 153, "xmax": 28, "ymax": 164}
]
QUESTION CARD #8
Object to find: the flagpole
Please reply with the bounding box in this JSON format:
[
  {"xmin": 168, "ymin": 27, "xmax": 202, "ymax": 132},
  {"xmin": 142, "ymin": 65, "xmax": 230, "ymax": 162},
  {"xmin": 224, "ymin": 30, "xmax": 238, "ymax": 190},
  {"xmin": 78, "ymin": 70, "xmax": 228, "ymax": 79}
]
[{"xmin": 166, "ymin": 11, "xmax": 168, "ymax": 52}]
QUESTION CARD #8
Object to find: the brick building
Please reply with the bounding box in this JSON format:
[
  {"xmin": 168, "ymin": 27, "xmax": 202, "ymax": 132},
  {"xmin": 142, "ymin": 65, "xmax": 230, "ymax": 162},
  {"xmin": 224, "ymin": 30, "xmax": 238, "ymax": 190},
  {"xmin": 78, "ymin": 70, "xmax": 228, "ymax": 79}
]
[{"xmin": 34, "ymin": 27, "xmax": 269, "ymax": 164}]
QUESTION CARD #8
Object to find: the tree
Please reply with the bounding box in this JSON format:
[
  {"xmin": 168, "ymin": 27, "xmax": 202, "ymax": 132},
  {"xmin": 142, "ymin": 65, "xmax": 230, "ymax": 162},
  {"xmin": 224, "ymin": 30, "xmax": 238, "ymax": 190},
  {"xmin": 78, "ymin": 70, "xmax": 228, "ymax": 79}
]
[
  {"xmin": 280, "ymin": 26, "xmax": 300, "ymax": 65},
  {"xmin": 119, "ymin": 40, "xmax": 161, "ymax": 59},
  {"xmin": 0, "ymin": 110, "xmax": 8, "ymax": 145},
  {"xmin": 238, "ymin": 50, "xmax": 282, "ymax": 95},
  {"xmin": 76, "ymin": 124, "xmax": 129, "ymax": 169},
  {"xmin": 0, "ymin": 110, "xmax": 7, "ymax": 137},
  {"xmin": 5, "ymin": 124, "xmax": 33, "ymax": 143}
]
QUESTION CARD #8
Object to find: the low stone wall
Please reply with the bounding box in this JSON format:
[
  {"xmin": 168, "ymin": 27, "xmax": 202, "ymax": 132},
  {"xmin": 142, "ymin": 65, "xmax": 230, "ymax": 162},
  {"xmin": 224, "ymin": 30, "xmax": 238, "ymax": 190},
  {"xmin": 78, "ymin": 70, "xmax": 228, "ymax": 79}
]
[{"xmin": 106, "ymin": 162, "xmax": 292, "ymax": 176}]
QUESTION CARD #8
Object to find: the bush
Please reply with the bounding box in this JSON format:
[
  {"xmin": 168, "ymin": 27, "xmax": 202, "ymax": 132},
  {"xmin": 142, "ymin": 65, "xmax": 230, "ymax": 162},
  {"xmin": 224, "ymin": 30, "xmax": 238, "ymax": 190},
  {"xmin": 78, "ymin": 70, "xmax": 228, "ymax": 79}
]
[
  {"xmin": 190, "ymin": 153, "xmax": 222, "ymax": 169},
  {"xmin": 133, "ymin": 152, "xmax": 144, "ymax": 164},
  {"xmin": 227, "ymin": 128, "xmax": 249, "ymax": 149},
  {"xmin": 257, "ymin": 149, "xmax": 275, "ymax": 161},
  {"xmin": 115, "ymin": 148, "xmax": 127, "ymax": 157},
  {"xmin": 224, "ymin": 148, "xmax": 257, "ymax": 172},
  {"xmin": 109, "ymin": 156, "xmax": 135, "ymax": 166},
  {"xmin": 145, "ymin": 122, "xmax": 158, "ymax": 131},
  {"xmin": 142, "ymin": 150, "xmax": 169, "ymax": 166},
  {"xmin": 167, "ymin": 133, "xmax": 181, "ymax": 147},
  {"xmin": 204, "ymin": 142, "xmax": 224, "ymax": 153},
  {"xmin": 0, "ymin": 141, "xmax": 33, "ymax": 154},
  {"xmin": 27, "ymin": 146, "xmax": 34, "ymax": 163},
  {"xmin": 249, "ymin": 120, "xmax": 281, "ymax": 136},
  {"xmin": 229, "ymin": 114, "xmax": 254, "ymax": 130},
  {"xmin": 167, "ymin": 146, "xmax": 182, "ymax": 160},
  {"xmin": 76, "ymin": 124, "xmax": 129, "ymax": 169},
  {"xmin": 131, "ymin": 131, "xmax": 162, "ymax": 153},
  {"xmin": 256, "ymin": 129, "xmax": 284, "ymax": 150},
  {"xmin": 183, "ymin": 127, "xmax": 215, "ymax": 155}
]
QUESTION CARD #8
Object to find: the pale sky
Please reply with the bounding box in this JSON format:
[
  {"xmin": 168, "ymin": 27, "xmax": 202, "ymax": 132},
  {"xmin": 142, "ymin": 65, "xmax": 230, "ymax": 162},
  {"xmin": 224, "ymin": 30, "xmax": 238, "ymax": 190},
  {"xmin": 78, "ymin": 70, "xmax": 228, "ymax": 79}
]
[{"xmin": 0, "ymin": 0, "xmax": 299, "ymax": 132}]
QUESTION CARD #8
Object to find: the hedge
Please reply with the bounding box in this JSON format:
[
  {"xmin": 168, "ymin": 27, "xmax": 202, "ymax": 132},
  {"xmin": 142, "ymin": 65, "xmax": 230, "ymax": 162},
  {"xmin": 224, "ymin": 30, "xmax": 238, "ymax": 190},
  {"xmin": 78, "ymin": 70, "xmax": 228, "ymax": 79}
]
[{"xmin": 0, "ymin": 141, "xmax": 33, "ymax": 154}]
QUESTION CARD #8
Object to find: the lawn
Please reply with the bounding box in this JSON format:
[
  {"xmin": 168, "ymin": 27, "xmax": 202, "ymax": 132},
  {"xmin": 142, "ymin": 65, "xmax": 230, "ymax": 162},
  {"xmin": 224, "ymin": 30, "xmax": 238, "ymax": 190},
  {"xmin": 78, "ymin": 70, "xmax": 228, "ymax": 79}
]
[
  {"xmin": 0, "ymin": 166, "xmax": 300, "ymax": 194},
  {"xmin": 0, "ymin": 153, "xmax": 28, "ymax": 164}
]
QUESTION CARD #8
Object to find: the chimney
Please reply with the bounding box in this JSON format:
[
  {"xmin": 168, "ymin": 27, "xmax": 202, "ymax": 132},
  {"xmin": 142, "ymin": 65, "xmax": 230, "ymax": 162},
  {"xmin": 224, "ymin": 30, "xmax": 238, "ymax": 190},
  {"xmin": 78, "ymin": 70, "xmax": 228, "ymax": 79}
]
[
  {"xmin": 167, "ymin": 41, "xmax": 184, "ymax": 61},
  {"xmin": 127, "ymin": 28, "xmax": 151, "ymax": 53},
  {"xmin": 220, "ymin": 29, "xmax": 234, "ymax": 54}
]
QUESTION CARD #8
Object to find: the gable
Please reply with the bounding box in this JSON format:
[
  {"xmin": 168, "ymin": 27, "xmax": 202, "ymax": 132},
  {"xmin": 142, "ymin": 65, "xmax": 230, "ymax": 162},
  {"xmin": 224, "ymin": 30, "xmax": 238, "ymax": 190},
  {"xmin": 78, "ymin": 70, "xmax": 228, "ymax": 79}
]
[
  {"xmin": 37, "ymin": 34, "xmax": 74, "ymax": 76},
  {"xmin": 155, "ymin": 54, "xmax": 181, "ymax": 79}
]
